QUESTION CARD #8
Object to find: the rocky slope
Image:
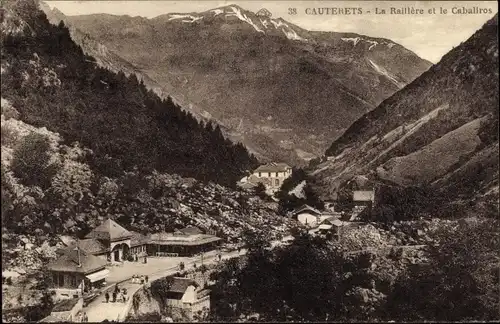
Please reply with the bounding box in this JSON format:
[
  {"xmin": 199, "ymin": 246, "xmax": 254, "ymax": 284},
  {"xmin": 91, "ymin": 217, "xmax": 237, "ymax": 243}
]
[
  {"xmin": 42, "ymin": 3, "xmax": 432, "ymax": 165},
  {"xmin": 312, "ymin": 14, "xmax": 498, "ymax": 218}
]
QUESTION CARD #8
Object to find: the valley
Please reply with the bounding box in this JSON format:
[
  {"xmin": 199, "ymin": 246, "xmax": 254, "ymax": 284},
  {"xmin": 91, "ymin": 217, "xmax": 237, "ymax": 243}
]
[{"xmin": 1, "ymin": 1, "xmax": 499, "ymax": 323}]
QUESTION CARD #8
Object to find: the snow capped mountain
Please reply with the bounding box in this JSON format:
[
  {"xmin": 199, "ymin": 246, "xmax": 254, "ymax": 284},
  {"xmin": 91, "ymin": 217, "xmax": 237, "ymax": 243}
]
[
  {"xmin": 163, "ymin": 5, "xmax": 310, "ymax": 41},
  {"xmin": 43, "ymin": 3, "xmax": 432, "ymax": 165}
]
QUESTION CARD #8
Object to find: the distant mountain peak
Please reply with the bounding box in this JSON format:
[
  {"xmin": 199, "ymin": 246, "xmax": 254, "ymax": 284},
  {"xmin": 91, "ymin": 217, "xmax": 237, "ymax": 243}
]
[{"xmin": 256, "ymin": 8, "xmax": 272, "ymax": 17}]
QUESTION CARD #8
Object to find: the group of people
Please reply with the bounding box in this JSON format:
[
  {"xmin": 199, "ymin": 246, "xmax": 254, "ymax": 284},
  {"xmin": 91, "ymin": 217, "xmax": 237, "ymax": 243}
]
[
  {"xmin": 79, "ymin": 312, "xmax": 88, "ymax": 322},
  {"xmin": 131, "ymin": 274, "xmax": 149, "ymax": 284},
  {"xmin": 104, "ymin": 284, "xmax": 128, "ymax": 303}
]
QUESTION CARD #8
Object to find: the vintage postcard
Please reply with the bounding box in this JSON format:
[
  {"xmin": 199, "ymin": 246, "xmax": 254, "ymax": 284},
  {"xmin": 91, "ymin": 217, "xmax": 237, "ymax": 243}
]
[{"xmin": 1, "ymin": 0, "xmax": 498, "ymax": 322}]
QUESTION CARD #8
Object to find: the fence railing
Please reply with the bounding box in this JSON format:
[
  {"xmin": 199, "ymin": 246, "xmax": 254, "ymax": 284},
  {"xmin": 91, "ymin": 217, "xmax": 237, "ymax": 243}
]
[{"xmin": 155, "ymin": 252, "xmax": 179, "ymax": 257}]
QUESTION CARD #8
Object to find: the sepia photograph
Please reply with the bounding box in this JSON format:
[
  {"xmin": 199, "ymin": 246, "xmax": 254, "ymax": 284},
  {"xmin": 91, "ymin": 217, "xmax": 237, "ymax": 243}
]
[{"xmin": 1, "ymin": 0, "xmax": 498, "ymax": 322}]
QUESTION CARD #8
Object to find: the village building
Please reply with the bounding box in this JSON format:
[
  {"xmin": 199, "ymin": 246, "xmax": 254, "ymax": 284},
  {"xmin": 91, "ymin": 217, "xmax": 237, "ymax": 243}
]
[
  {"xmin": 59, "ymin": 220, "xmax": 221, "ymax": 261},
  {"xmin": 129, "ymin": 231, "xmax": 148, "ymax": 258},
  {"xmin": 47, "ymin": 247, "xmax": 109, "ymax": 300},
  {"xmin": 291, "ymin": 204, "xmax": 322, "ymax": 227},
  {"xmin": 317, "ymin": 217, "xmax": 344, "ymax": 239},
  {"xmin": 351, "ymin": 189, "xmax": 376, "ymax": 220},
  {"xmin": 148, "ymin": 230, "xmax": 222, "ymax": 257},
  {"xmin": 84, "ymin": 218, "xmax": 134, "ymax": 262},
  {"xmin": 164, "ymin": 277, "xmax": 211, "ymax": 321},
  {"xmin": 238, "ymin": 162, "xmax": 292, "ymax": 194},
  {"xmin": 39, "ymin": 298, "xmax": 84, "ymax": 322}
]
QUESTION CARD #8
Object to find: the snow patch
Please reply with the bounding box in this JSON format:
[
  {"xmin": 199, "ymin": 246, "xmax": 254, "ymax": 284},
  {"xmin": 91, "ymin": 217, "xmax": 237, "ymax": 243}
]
[
  {"xmin": 283, "ymin": 28, "xmax": 306, "ymax": 41},
  {"xmin": 386, "ymin": 42, "xmax": 395, "ymax": 49},
  {"xmin": 365, "ymin": 40, "xmax": 378, "ymax": 50},
  {"xmin": 341, "ymin": 37, "xmax": 360, "ymax": 46},
  {"xmin": 211, "ymin": 9, "xmax": 224, "ymax": 16},
  {"xmin": 368, "ymin": 59, "xmax": 401, "ymax": 87},
  {"xmin": 227, "ymin": 6, "xmax": 264, "ymax": 33},
  {"xmin": 168, "ymin": 14, "xmax": 202, "ymax": 23},
  {"xmin": 270, "ymin": 19, "xmax": 289, "ymax": 29},
  {"xmin": 260, "ymin": 19, "xmax": 270, "ymax": 28}
]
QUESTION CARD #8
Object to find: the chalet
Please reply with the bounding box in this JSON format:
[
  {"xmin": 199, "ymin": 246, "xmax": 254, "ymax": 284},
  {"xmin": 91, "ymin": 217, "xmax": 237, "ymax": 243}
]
[
  {"xmin": 317, "ymin": 217, "xmax": 344, "ymax": 240},
  {"xmin": 39, "ymin": 298, "xmax": 83, "ymax": 322},
  {"xmin": 292, "ymin": 204, "xmax": 322, "ymax": 227},
  {"xmin": 48, "ymin": 247, "xmax": 109, "ymax": 300},
  {"xmin": 165, "ymin": 277, "xmax": 211, "ymax": 321},
  {"xmin": 239, "ymin": 162, "xmax": 292, "ymax": 194}
]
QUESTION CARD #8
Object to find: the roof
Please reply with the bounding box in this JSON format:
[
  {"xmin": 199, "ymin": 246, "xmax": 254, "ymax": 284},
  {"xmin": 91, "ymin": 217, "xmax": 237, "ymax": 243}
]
[
  {"xmin": 254, "ymin": 162, "xmax": 291, "ymax": 173},
  {"xmin": 52, "ymin": 298, "xmax": 81, "ymax": 312},
  {"xmin": 74, "ymin": 238, "xmax": 108, "ymax": 254},
  {"xmin": 39, "ymin": 313, "xmax": 69, "ymax": 322},
  {"xmin": 85, "ymin": 218, "xmax": 132, "ymax": 241},
  {"xmin": 237, "ymin": 181, "xmax": 257, "ymax": 189},
  {"xmin": 58, "ymin": 235, "xmax": 76, "ymax": 247},
  {"xmin": 149, "ymin": 233, "xmax": 221, "ymax": 246},
  {"xmin": 292, "ymin": 204, "xmax": 322, "ymax": 216},
  {"xmin": 168, "ymin": 277, "xmax": 198, "ymax": 294},
  {"xmin": 353, "ymin": 190, "xmax": 375, "ymax": 202},
  {"xmin": 176, "ymin": 226, "xmax": 203, "ymax": 236},
  {"xmin": 47, "ymin": 247, "xmax": 107, "ymax": 274},
  {"xmin": 129, "ymin": 231, "xmax": 149, "ymax": 247}
]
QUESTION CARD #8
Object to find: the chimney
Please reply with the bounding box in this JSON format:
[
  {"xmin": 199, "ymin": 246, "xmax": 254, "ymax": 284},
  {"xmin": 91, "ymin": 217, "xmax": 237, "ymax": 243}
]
[{"xmin": 74, "ymin": 245, "xmax": 82, "ymax": 267}]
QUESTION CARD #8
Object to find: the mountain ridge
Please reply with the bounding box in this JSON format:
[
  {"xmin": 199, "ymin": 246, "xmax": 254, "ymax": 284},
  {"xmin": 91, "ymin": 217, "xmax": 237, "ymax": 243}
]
[
  {"xmin": 42, "ymin": 3, "xmax": 432, "ymax": 165},
  {"xmin": 312, "ymin": 13, "xmax": 498, "ymax": 219}
]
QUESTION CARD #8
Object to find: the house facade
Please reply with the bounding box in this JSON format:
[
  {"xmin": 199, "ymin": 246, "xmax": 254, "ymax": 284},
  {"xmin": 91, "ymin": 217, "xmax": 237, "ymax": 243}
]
[
  {"xmin": 352, "ymin": 189, "xmax": 376, "ymax": 220},
  {"xmin": 238, "ymin": 162, "xmax": 292, "ymax": 194},
  {"xmin": 84, "ymin": 218, "xmax": 135, "ymax": 262},
  {"xmin": 164, "ymin": 277, "xmax": 211, "ymax": 321},
  {"xmin": 292, "ymin": 204, "xmax": 322, "ymax": 227},
  {"xmin": 48, "ymin": 248, "xmax": 109, "ymax": 301}
]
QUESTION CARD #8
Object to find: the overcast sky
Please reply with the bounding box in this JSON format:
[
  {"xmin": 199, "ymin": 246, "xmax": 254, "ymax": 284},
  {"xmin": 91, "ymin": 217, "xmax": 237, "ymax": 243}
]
[{"xmin": 46, "ymin": 1, "xmax": 498, "ymax": 63}]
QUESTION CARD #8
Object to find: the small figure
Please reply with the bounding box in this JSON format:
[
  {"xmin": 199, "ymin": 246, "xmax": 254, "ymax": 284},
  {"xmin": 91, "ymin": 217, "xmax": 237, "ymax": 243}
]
[
  {"xmin": 105, "ymin": 291, "xmax": 110, "ymax": 303},
  {"xmin": 134, "ymin": 253, "xmax": 138, "ymax": 262},
  {"xmin": 83, "ymin": 312, "xmax": 88, "ymax": 322},
  {"xmin": 112, "ymin": 291, "xmax": 117, "ymax": 303},
  {"xmin": 145, "ymin": 275, "xmax": 149, "ymax": 283}
]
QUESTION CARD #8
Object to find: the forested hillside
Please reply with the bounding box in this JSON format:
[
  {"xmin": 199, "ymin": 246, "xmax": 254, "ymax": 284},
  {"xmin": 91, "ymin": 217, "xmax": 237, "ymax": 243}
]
[{"xmin": 1, "ymin": 0, "xmax": 258, "ymax": 187}]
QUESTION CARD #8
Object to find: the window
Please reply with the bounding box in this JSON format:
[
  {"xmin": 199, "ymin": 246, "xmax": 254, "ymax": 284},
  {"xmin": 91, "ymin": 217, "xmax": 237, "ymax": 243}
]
[
  {"xmin": 268, "ymin": 172, "xmax": 271, "ymax": 177},
  {"xmin": 258, "ymin": 172, "xmax": 262, "ymax": 177},
  {"xmin": 58, "ymin": 274, "xmax": 65, "ymax": 287},
  {"xmin": 275, "ymin": 179, "xmax": 280, "ymax": 186},
  {"xmin": 53, "ymin": 273, "xmax": 58, "ymax": 286},
  {"xmin": 71, "ymin": 275, "xmax": 77, "ymax": 287}
]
